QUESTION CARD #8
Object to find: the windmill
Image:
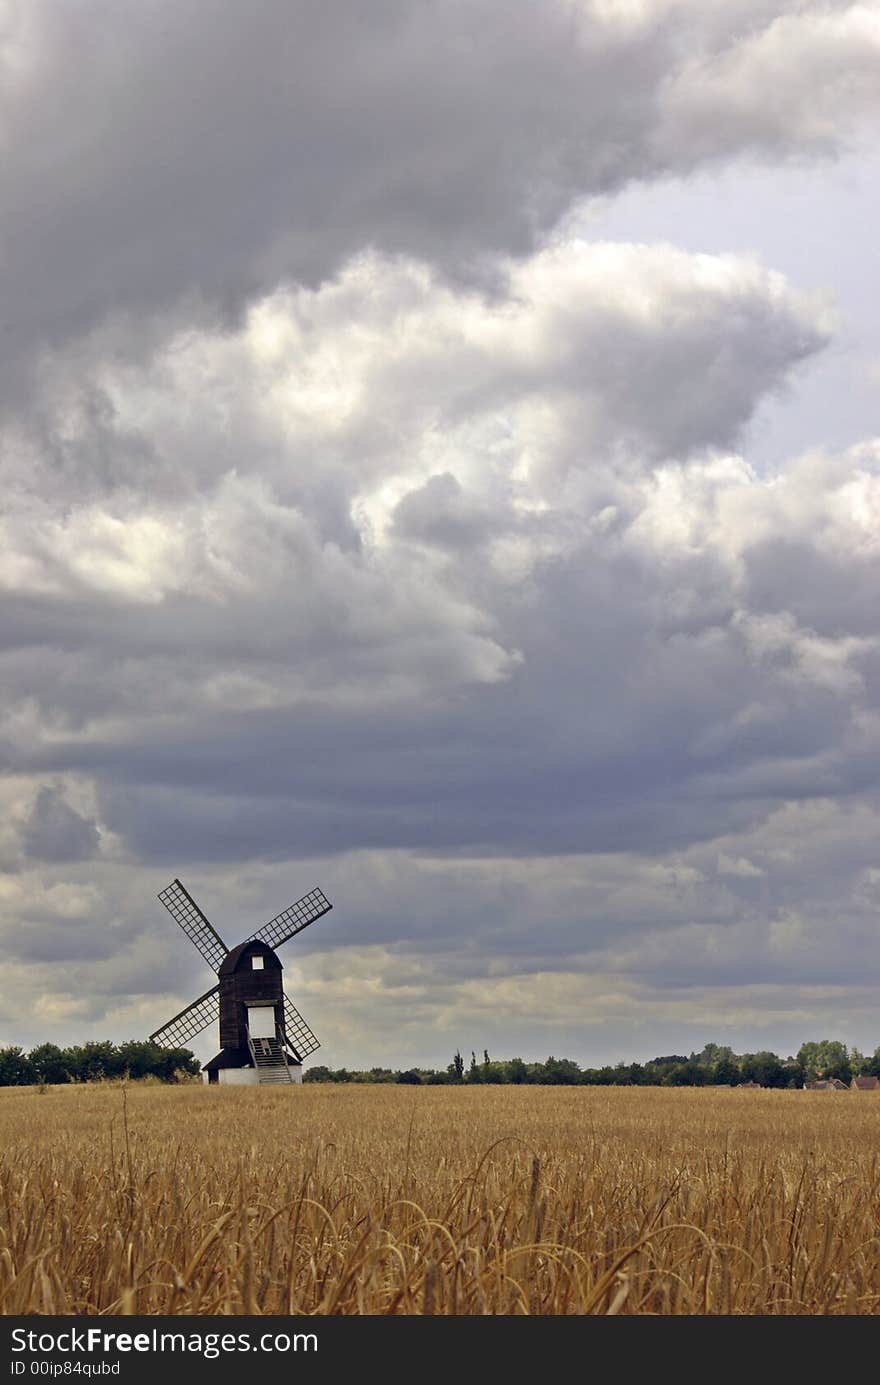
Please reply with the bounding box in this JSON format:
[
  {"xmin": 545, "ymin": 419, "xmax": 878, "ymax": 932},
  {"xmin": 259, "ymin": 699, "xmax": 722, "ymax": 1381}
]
[{"xmin": 149, "ymin": 878, "xmax": 331, "ymax": 1085}]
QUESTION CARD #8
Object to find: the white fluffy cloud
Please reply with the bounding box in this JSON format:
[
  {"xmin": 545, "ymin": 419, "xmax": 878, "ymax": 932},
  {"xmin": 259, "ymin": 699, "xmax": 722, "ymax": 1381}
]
[{"xmin": 0, "ymin": 243, "xmax": 834, "ymax": 754}]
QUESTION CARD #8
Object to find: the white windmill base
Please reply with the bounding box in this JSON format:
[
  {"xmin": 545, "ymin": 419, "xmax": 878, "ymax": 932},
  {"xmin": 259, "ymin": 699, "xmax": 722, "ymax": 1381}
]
[{"xmin": 202, "ymin": 1063, "xmax": 303, "ymax": 1085}]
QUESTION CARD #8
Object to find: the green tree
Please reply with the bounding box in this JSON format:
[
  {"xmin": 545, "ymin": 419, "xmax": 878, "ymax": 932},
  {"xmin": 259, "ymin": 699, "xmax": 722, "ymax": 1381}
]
[
  {"xmin": 592, "ymin": 1065, "xmax": 622, "ymax": 1086},
  {"xmin": 28, "ymin": 1043, "xmax": 70, "ymax": 1084},
  {"xmin": 536, "ymin": 1056, "xmax": 581, "ymax": 1085},
  {"xmin": 667, "ymin": 1062, "xmax": 708, "ymax": 1087},
  {"xmin": 741, "ymin": 1051, "xmax": 786, "ymax": 1087},
  {"xmin": 609, "ymin": 1062, "xmax": 634, "ymax": 1086},
  {"xmin": 713, "ymin": 1057, "xmax": 740, "ymax": 1086},
  {"xmin": 646, "ymin": 1055, "xmax": 689, "ymax": 1082},
  {"xmin": 480, "ymin": 1061, "xmax": 508, "ymax": 1084},
  {"xmin": 151, "ymin": 1045, "xmax": 200, "ymax": 1081},
  {"xmin": 848, "ymin": 1047, "xmax": 868, "ymax": 1076},
  {"xmin": 696, "ymin": 1043, "xmax": 734, "ymax": 1069},
  {"xmin": 61, "ymin": 1041, "xmax": 122, "ymax": 1082},
  {"xmin": 0, "ymin": 1046, "xmax": 35, "ymax": 1086},
  {"xmin": 117, "ymin": 1040, "xmax": 162, "ymax": 1079},
  {"xmin": 797, "ymin": 1040, "xmax": 851, "ymax": 1083},
  {"xmin": 447, "ymin": 1050, "xmax": 465, "ymax": 1082}
]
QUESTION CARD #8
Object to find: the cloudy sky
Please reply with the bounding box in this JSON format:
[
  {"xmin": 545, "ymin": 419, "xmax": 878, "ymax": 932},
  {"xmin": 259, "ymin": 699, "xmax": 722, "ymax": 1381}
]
[{"xmin": 3, "ymin": 0, "xmax": 880, "ymax": 1070}]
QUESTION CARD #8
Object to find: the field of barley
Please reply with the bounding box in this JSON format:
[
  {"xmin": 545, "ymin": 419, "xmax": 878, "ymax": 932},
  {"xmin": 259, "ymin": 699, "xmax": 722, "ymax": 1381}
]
[{"xmin": 1, "ymin": 1081, "xmax": 879, "ymax": 1315}]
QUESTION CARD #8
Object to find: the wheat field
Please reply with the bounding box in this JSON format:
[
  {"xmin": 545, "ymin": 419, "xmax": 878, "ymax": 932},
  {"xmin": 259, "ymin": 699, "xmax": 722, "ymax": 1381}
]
[{"xmin": 1, "ymin": 1081, "xmax": 879, "ymax": 1314}]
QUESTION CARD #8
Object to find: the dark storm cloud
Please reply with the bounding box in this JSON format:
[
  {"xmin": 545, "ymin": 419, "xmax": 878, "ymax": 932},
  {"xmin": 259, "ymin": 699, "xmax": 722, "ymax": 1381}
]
[{"xmin": 2, "ymin": 0, "xmax": 878, "ymax": 382}]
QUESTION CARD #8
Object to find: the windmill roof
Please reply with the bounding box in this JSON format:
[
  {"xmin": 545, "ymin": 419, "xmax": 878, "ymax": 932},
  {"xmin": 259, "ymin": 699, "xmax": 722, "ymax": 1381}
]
[
  {"xmin": 219, "ymin": 938, "xmax": 281, "ymax": 976},
  {"xmin": 204, "ymin": 1045, "xmax": 252, "ymax": 1070}
]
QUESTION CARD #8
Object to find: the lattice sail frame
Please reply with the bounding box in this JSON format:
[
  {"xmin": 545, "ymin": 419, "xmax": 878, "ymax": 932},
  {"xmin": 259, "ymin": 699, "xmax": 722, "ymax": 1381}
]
[
  {"xmin": 149, "ymin": 985, "xmax": 220, "ymax": 1048},
  {"xmin": 247, "ymin": 888, "xmax": 332, "ymax": 951},
  {"xmin": 157, "ymin": 879, "xmax": 228, "ymax": 971},
  {"xmin": 283, "ymin": 995, "xmax": 320, "ymax": 1060}
]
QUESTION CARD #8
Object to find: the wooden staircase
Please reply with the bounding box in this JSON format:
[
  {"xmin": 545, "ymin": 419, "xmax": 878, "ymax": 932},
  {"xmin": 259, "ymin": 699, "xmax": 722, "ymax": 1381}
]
[{"xmin": 248, "ymin": 1035, "xmax": 293, "ymax": 1084}]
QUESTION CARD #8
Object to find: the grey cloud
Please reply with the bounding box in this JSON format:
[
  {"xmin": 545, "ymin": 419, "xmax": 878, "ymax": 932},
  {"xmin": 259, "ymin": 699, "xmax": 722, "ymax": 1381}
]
[
  {"xmin": 659, "ymin": 3, "xmax": 880, "ymax": 163},
  {"xmin": 741, "ymin": 538, "xmax": 880, "ymax": 641},
  {"xmin": 392, "ymin": 473, "xmax": 499, "ymax": 550},
  {"xmin": 6, "ymin": 792, "xmax": 880, "ymax": 1059},
  {"xmin": 0, "ymin": 254, "xmax": 872, "ymax": 884},
  {"xmin": 22, "ymin": 786, "xmax": 100, "ymax": 863},
  {"xmin": 2, "ymin": 1, "xmax": 877, "ymax": 384},
  {"xmin": 0, "ymin": 245, "xmax": 828, "ymax": 535}
]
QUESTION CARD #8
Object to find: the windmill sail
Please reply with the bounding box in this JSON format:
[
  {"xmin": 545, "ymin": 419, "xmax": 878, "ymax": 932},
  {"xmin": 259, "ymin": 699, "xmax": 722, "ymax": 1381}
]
[
  {"xmin": 247, "ymin": 888, "xmax": 331, "ymax": 951},
  {"xmin": 158, "ymin": 878, "xmax": 228, "ymax": 971},
  {"xmin": 150, "ymin": 985, "xmax": 220, "ymax": 1048},
  {"xmin": 151, "ymin": 877, "xmax": 330, "ymax": 1072},
  {"xmin": 282, "ymin": 994, "xmax": 320, "ymax": 1059}
]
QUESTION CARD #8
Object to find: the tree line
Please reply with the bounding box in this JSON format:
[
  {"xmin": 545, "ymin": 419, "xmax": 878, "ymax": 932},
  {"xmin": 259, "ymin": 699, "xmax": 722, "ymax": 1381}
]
[
  {"xmin": 2, "ymin": 1036, "xmax": 876, "ymax": 1088},
  {"xmin": 304, "ymin": 1040, "xmax": 880, "ymax": 1087},
  {"xmin": 0, "ymin": 1040, "xmax": 200, "ymax": 1086}
]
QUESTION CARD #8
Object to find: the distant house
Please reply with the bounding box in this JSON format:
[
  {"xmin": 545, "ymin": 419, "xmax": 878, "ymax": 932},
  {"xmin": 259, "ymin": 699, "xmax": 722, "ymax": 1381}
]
[
  {"xmin": 851, "ymin": 1075, "xmax": 880, "ymax": 1091},
  {"xmin": 806, "ymin": 1078, "xmax": 849, "ymax": 1091}
]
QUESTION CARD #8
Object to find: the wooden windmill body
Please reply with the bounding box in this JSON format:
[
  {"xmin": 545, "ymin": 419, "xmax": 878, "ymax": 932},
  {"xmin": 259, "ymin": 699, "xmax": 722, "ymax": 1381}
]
[{"xmin": 149, "ymin": 879, "xmax": 331, "ymax": 1085}]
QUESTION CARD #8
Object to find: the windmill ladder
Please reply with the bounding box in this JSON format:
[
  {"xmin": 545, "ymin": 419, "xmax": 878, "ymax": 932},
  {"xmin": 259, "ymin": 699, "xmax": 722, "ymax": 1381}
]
[{"xmin": 248, "ymin": 1035, "xmax": 294, "ymax": 1084}]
